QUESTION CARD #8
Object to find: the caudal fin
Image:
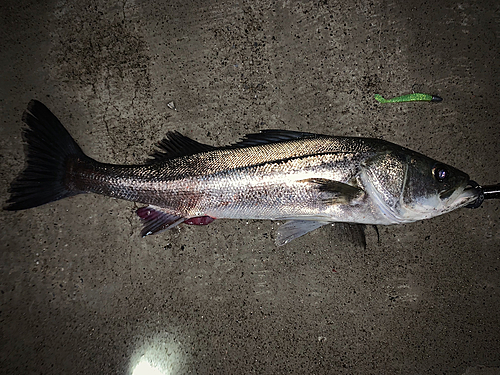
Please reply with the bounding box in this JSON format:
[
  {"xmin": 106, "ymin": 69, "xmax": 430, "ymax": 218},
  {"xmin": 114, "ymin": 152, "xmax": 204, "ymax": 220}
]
[{"xmin": 5, "ymin": 100, "xmax": 87, "ymax": 210}]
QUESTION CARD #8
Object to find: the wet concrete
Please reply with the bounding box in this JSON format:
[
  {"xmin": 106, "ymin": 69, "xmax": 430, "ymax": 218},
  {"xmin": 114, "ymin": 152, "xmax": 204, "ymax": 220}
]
[{"xmin": 1, "ymin": 0, "xmax": 499, "ymax": 374}]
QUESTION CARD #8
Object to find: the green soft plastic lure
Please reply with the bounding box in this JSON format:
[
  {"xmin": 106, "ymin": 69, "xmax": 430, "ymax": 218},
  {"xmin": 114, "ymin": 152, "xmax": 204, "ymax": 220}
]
[{"xmin": 374, "ymin": 93, "xmax": 442, "ymax": 103}]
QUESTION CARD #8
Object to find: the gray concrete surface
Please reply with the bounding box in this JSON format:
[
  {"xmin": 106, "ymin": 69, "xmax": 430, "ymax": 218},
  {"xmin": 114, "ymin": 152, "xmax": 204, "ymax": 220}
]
[{"xmin": 1, "ymin": 0, "xmax": 499, "ymax": 374}]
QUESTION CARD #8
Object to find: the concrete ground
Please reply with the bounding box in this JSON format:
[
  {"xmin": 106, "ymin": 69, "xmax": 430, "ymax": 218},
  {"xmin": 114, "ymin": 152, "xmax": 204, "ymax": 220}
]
[{"xmin": 1, "ymin": 0, "xmax": 499, "ymax": 374}]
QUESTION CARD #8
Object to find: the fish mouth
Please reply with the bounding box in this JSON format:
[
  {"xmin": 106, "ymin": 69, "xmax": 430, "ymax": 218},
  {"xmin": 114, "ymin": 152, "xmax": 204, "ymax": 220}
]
[
  {"xmin": 442, "ymin": 180, "xmax": 481, "ymax": 209},
  {"xmin": 439, "ymin": 187, "xmax": 456, "ymax": 200},
  {"xmin": 463, "ymin": 180, "xmax": 491, "ymax": 209}
]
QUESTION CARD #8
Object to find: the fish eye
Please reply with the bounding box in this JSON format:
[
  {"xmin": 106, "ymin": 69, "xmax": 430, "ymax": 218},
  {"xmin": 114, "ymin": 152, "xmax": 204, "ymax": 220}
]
[{"xmin": 432, "ymin": 165, "xmax": 449, "ymax": 182}]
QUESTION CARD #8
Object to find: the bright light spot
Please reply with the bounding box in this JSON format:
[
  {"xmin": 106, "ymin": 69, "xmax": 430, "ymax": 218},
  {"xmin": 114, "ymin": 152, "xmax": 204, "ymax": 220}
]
[
  {"xmin": 128, "ymin": 330, "xmax": 189, "ymax": 375},
  {"xmin": 132, "ymin": 356, "xmax": 165, "ymax": 375}
]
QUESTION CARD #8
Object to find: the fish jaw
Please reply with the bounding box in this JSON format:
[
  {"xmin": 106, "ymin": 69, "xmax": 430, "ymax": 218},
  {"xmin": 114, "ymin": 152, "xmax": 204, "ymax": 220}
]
[
  {"xmin": 440, "ymin": 182, "xmax": 480, "ymax": 212},
  {"xmin": 387, "ymin": 181, "xmax": 479, "ymax": 222}
]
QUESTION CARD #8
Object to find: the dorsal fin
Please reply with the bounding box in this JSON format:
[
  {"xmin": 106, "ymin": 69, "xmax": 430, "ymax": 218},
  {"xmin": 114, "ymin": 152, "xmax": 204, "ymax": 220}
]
[
  {"xmin": 229, "ymin": 129, "xmax": 319, "ymax": 148},
  {"xmin": 148, "ymin": 129, "xmax": 320, "ymax": 162},
  {"xmin": 148, "ymin": 131, "xmax": 216, "ymax": 162}
]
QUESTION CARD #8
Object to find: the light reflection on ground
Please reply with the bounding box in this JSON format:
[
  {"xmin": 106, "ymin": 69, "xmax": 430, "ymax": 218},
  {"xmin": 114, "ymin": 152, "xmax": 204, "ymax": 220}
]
[
  {"xmin": 132, "ymin": 356, "xmax": 165, "ymax": 375},
  {"xmin": 129, "ymin": 330, "xmax": 189, "ymax": 375}
]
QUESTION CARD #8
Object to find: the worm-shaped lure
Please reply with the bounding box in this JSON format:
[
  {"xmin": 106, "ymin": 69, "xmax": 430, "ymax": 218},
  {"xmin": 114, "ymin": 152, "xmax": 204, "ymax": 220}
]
[{"xmin": 374, "ymin": 93, "xmax": 442, "ymax": 103}]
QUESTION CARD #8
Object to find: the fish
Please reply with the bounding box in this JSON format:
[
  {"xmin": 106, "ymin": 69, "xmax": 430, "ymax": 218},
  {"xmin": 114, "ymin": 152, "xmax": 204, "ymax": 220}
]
[{"xmin": 5, "ymin": 100, "xmax": 481, "ymax": 246}]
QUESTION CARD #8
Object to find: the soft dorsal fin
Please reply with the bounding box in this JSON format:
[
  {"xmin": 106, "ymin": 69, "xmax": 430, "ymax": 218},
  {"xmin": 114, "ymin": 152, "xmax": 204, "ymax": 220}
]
[
  {"xmin": 230, "ymin": 129, "xmax": 319, "ymax": 148},
  {"xmin": 148, "ymin": 131, "xmax": 216, "ymax": 162}
]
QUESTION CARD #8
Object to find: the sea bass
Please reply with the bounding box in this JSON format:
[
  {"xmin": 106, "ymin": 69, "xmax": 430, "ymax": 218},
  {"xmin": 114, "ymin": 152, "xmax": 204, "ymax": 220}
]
[{"xmin": 5, "ymin": 100, "xmax": 481, "ymax": 246}]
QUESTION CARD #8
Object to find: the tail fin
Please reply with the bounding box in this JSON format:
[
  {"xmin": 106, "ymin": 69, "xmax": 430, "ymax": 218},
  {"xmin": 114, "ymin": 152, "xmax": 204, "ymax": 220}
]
[{"xmin": 5, "ymin": 100, "xmax": 87, "ymax": 211}]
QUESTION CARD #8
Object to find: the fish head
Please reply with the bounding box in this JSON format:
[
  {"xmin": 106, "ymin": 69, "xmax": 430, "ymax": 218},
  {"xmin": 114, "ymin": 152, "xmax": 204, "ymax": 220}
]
[{"xmin": 361, "ymin": 149, "xmax": 478, "ymax": 223}]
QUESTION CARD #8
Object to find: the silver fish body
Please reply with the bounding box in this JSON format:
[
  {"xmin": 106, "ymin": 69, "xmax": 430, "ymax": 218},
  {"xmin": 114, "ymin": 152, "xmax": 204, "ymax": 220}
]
[{"xmin": 6, "ymin": 100, "xmax": 479, "ymax": 245}]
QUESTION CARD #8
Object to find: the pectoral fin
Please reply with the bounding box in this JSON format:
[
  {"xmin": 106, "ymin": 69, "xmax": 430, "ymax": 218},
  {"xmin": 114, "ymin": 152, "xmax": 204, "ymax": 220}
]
[
  {"xmin": 275, "ymin": 220, "xmax": 331, "ymax": 246},
  {"xmin": 299, "ymin": 178, "xmax": 364, "ymax": 204}
]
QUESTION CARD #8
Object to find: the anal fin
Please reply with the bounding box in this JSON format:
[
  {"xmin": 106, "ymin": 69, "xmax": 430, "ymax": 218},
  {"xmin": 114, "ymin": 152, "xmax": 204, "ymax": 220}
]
[
  {"xmin": 183, "ymin": 216, "xmax": 215, "ymax": 225},
  {"xmin": 136, "ymin": 205, "xmax": 185, "ymax": 237}
]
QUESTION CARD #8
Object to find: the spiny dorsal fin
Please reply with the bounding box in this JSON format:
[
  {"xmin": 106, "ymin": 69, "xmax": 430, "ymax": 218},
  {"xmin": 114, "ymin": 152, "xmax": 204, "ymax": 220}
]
[{"xmin": 148, "ymin": 131, "xmax": 216, "ymax": 162}]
